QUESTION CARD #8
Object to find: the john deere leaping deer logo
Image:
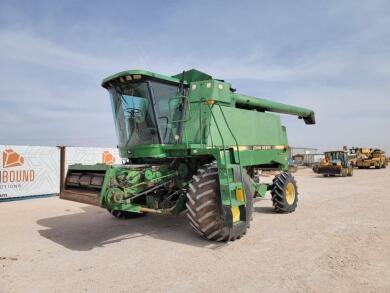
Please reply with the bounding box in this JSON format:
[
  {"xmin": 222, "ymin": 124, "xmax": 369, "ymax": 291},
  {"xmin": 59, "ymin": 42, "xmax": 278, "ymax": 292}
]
[
  {"xmin": 3, "ymin": 149, "xmax": 24, "ymax": 168},
  {"xmin": 1, "ymin": 149, "xmax": 34, "ymax": 183},
  {"xmin": 102, "ymin": 151, "xmax": 115, "ymax": 165}
]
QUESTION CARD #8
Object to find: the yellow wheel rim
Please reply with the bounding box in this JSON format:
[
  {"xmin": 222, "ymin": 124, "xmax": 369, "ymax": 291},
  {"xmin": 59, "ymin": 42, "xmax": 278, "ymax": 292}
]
[{"xmin": 285, "ymin": 182, "xmax": 296, "ymax": 205}]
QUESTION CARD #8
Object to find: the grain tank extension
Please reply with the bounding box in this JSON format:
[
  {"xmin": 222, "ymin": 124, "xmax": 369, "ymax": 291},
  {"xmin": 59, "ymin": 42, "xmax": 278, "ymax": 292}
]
[{"xmin": 60, "ymin": 69, "xmax": 315, "ymax": 241}]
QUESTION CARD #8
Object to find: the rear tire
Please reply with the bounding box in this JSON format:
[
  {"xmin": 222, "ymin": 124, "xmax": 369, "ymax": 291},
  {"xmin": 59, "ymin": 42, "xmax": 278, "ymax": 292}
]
[
  {"xmin": 271, "ymin": 172, "xmax": 298, "ymax": 213},
  {"xmin": 186, "ymin": 163, "xmax": 253, "ymax": 242}
]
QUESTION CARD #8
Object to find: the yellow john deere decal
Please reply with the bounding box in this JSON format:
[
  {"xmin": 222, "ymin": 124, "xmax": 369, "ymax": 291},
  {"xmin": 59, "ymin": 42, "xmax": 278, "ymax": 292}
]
[{"xmin": 209, "ymin": 145, "xmax": 288, "ymax": 151}]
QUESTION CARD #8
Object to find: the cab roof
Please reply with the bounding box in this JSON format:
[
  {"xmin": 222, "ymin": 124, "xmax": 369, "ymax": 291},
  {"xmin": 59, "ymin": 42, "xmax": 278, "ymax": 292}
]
[{"xmin": 101, "ymin": 69, "xmax": 213, "ymax": 88}]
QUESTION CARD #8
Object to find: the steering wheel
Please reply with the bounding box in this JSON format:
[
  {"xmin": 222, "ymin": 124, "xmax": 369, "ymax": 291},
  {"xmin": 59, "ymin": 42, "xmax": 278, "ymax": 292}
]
[{"xmin": 125, "ymin": 108, "xmax": 145, "ymax": 123}]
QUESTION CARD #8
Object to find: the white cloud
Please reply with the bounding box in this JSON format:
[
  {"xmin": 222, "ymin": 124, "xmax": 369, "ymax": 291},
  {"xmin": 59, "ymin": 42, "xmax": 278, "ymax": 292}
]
[{"xmin": 0, "ymin": 29, "xmax": 124, "ymax": 75}]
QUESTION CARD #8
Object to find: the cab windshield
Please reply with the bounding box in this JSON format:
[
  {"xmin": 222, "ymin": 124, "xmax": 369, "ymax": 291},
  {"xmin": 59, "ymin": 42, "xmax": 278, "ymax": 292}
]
[
  {"xmin": 325, "ymin": 152, "xmax": 347, "ymax": 164},
  {"xmin": 109, "ymin": 80, "xmax": 185, "ymax": 147}
]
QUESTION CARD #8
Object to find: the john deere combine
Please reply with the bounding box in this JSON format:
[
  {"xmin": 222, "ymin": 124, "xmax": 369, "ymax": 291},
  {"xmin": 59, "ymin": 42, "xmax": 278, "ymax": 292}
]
[{"xmin": 60, "ymin": 69, "xmax": 315, "ymax": 241}]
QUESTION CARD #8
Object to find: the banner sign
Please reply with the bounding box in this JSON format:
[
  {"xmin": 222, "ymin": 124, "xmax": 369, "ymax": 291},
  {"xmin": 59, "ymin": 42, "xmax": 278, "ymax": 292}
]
[{"xmin": 0, "ymin": 145, "xmax": 60, "ymax": 200}]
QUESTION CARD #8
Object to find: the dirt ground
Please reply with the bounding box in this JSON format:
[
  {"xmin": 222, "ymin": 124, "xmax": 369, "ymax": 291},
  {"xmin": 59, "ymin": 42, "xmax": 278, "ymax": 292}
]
[{"xmin": 1, "ymin": 168, "xmax": 389, "ymax": 292}]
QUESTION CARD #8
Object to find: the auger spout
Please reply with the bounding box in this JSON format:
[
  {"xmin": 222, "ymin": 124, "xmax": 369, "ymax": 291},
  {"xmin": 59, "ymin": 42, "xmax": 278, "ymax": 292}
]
[{"xmin": 234, "ymin": 94, "xmax": 315, "ymax": 124}]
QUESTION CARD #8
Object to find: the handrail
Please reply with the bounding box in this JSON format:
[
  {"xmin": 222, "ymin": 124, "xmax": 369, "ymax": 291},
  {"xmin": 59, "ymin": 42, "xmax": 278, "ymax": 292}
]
[
  {"xmin": 208, "ymin": 104, "xmax": 232, "ymax": 206},
  {"xmin": 216, "ymin": 104, "xmax": 244, "ymax": 188}
]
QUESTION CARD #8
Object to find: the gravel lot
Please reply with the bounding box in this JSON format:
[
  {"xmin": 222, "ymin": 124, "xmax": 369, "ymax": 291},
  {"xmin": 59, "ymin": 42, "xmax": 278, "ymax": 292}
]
[{"xmin": 1, "ymin": 168, "xmax": 389, "ymax": 292}]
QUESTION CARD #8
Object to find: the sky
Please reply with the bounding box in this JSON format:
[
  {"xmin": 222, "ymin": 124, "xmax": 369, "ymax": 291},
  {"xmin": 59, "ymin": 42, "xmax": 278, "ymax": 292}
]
[{"xmin": 0, "ymin": 0, "xmax": 389, "ymax": 153}]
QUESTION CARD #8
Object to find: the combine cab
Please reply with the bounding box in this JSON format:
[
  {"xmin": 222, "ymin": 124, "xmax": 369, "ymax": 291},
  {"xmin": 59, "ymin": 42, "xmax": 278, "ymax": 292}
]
[{"xmin": 316, "ymin": 150, "xmax": 353, "ymax": 177}]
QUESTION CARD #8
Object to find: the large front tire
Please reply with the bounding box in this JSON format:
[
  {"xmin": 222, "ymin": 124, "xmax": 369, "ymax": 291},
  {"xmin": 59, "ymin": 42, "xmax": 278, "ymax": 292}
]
[
  {"xmin": 271, "ymin": 172, "xmax": 298, "ymax": 213},
  {"xmin": 186, "ymin": 164, "xmax": 253, "ymax": 242}
]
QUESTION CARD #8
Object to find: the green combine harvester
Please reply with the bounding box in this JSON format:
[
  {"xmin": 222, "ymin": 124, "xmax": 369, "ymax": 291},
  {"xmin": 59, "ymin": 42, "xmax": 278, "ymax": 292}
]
[{"xmin": 60, "ymin": 69, "xmax": 315, "ymax": 241}]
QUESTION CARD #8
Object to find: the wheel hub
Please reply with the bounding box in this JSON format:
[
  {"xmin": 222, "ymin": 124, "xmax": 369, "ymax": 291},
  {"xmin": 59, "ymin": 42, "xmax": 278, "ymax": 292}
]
[{"xmin": 285, "ymin": 182, "xmax": 296, "ymax": 205}]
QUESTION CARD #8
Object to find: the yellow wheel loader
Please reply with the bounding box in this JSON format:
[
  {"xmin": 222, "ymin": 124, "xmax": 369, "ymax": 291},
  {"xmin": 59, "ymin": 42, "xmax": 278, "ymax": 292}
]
[{"xmin": 315, "ymin": 150, "xmax": 353, "ymax": 177}]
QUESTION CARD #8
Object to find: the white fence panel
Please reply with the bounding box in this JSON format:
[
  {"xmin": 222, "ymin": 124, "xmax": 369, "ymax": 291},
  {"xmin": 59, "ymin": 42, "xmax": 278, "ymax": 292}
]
[
  {"xmin": 0, "ymin": 145, "xmax": 60, "ymax": 200},
  {"xmin": 65, "ymin": 147, "xmax": 121, "ymax": 171}
]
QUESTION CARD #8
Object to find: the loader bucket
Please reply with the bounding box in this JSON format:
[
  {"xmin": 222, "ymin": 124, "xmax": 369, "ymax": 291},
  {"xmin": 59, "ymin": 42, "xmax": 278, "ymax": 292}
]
[
  {"xmin": 317, "ymin": 165, "xmax": 342, "ymax": 175},
  {"xmin": 60, "ymin": 164, "xmax": 109, "ymax": 206}
]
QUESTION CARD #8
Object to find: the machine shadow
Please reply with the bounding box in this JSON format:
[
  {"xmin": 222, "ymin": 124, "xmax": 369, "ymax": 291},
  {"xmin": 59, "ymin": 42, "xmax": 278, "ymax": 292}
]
[
  {"xmin": 314, "ymin": 175, "xmax": 347, "ymax": 179},
  {"xmin": 254, "ymin": 206, "xmax": 275, "ymax": 214},
  {"xmin": 37, "ymin": 206, "xmax": 226, "ymax": 251}
]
